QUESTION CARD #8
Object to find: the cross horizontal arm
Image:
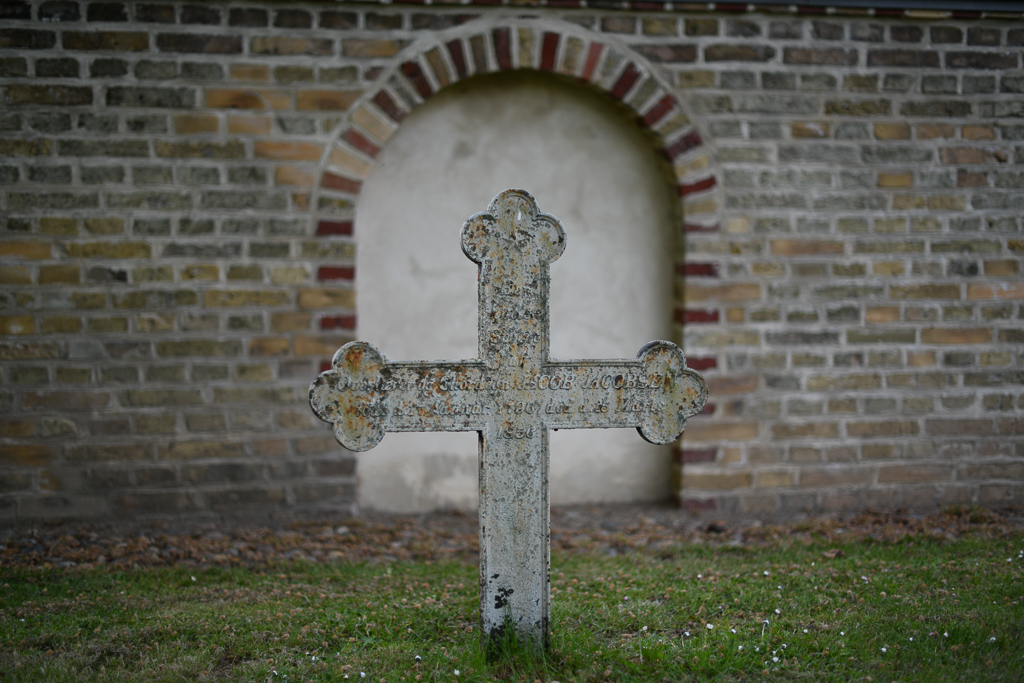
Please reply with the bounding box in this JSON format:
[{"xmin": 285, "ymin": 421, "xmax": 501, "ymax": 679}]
[
  {"xmin": 540, "ymin": 341, "xmax": 707, "ymax": 443},
  {"xmin": 309, "ymin": 342, "xmax": 492, "ymax": 451}
]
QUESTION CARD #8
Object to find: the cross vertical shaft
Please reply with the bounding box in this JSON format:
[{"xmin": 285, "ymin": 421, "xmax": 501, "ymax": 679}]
[{"xmin": 466, "ymin": 192, "xmax": 562, "ymax": 648}]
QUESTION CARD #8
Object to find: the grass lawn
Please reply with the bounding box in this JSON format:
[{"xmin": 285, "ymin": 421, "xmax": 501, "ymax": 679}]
[{"xmin": 1, "ymin": 518, "xmax": 1022, "ymax": 682}]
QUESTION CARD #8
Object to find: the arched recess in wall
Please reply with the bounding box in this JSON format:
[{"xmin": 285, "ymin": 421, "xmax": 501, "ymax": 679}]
[
  {"xmin": 308, "ymin": 17, "xmax": 723, "ymax": 511},
  {"xmin": 312, "ymin": 17, "xmax": 721, "ymax": 235}
]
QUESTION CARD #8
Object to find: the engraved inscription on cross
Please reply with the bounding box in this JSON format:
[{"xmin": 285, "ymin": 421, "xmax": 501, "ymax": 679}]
[{"xmin": 309, "ymin": 189, "xmax": 708, "ymax": 648}]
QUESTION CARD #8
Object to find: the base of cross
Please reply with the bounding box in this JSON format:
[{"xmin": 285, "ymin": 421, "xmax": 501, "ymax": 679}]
[{"xmin": 309, "ymin": 190, "xmax": 708, "ymax": 652}]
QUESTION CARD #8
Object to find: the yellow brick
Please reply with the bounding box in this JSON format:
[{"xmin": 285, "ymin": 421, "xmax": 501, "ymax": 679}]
[
  {"xmin": 89, "ymin": 317, "xmax": 128, "ymax": 333},
  {"xmin": 866, "ymin": 306, "xmax": 900, "ymax": 323},
  {"xmin": 137, "ymin": 313, "xmax": 173, "ymax": 332},
  {"xmin": 229, "ymin": 63, "xmax": 270, "ymax": 81},
  {"xmin": 916, "ymin": 123, "xmax": 954, "ymax": 139},
  {"xmin": 275, "ymin": 165, "xmax": 316, "ymax": 187},
  {"xmin": 771, "ymin": 423, "xmax": 840, "ymax": 439},
  {"xmin": 0, "ymin": 241, "xmax": 51, "ymax": 259},
  {"xmin": 249, "ymin": 338, "xmax": 290, "ymax": 356},
  {"xmin": 685, "ymin": 471, "xmax": 753, "ymax": 490},
  {"xmin": 330, "ymin": 147, "xmax": 373, "ymax": 179},
  {"xmin": 792, "ymin": 121, "xmax": 829, "ymax": 138},
  {"xmin": 132, "ymin": 266, "xmax": 173, "ymax": 282},
  {"xmin": 927, "ymin": 195, "xmax": 966, "ymax": 211},
  {"xmin": 962, "ymin": 125, "xmax": 995, "ymax": 140},
  {"xmin": 872, "ymin": 261, "xmax": 905, "ymax": 276},
  {"xmin": 721, "ymin": 447, "xmax": 742, "ymax": 464},
  {"xmin": 295, "ymin": 335, "xmax": 352, "ymax": 356},
  {"xmin": 677, "ymin": 71, "xmax": 714, "ymax": 88},
  {"xmin": 206, "ymin": 88, "xmax": 291, "ymax": 109},
  {"xmin": 41, "ymin": 316, "xmax": 82, "ymax": 333},
  {"xmin": 878, "ymin": 172, "xmax": 912, "ymax": 188},
  {"xmin": 873, "ymin": 217, "xmax": 905, "ymax": 233},
  {"xmin": 673, "ymin": 154, "xmax": 709, "ymax": 178},
  {"xmin": 758, "ymin": 470, "xmax": 793, "ymax": 488},
  {"xmin": 725, "ymin": 217, "xmax": 748, "ymax": 234},
  {"xmin": 983, "ymin": 260, "xmax": 1018, "ymax": 277},
  {"xmin": 236, "ymin": 364, "xmax": 273, "ymax": 382},
  {"xmin": 683, "ymin": 421, "xmax": 759, "ymax": 442},
  {"xmin": 297, "ymin": 288, "xmax": 355, "ymax": 309},
  {"xmin": 38, "ymin": 265, "xmax": 80, "ymax": 284},
  {"xmin": 875, "ymin": 122, "xmax": 910, "ymax": 139},
  {"xmin": 270, "ymin": 312, "xmax": 310, "ymax": 333},
  {"xmin": 63, "ymin": 243, "xmax": 151, "ymax": 259},
  {"xmin": 968, "ymin": 282, "xmax": 1024, "ymax": 300},
  {"xmin": 204, "ymin": 290, "xmax": 290, "ymax": 307},
  {"xmin": 351, "ymin": 104, "xmax": 396, "ymax": 144},
  {"xmin": 893, "ymin": 195, "xmax": 924, "ymax": 209},
  {"xmin": 907, "ymin": 351, "xmax": 935, "ymax": 367},
  {"xmin": 726, "ymin": 307, "xmax": 744, "ymax": 322},
  {"xmin": 255, "ymin": 141, "xmax": 324, "ymax": 161},
  {"xmin": 921, "ymin": 327, "xmax": 991, "ymax": 344},
  {"xmin": 270, "ymin": 267, "xmax": 308, "ymax": 285},
  {"xmin": 683, "ymin": 196, "xmax": 717, "ymax": 215},
  {"xmin": 685, "ymin": 283, "xmax": 761, "ymax": 303},
  {"xmin": 227, "ymin": 114, "xmax": 271, "ymax": 135},
  {"xmin": 181, "ymin": 265, "xmax": 219, "ymax": 281},
  {"xmin": 296, "ymin": 90, "xmax": 361, "ymax": 112},
  {"xmin": 771, "ymin": 239, "xmax": 843, "ymax": 256},
  {"xmin": 39, "ymin": 217, "xmax": 77, "ymax": 235},
  {"xmin": 0, "ymin": 266, "xmax": 31, "ymax": 284},
  {"xmin": 0, "ymin": 316, "xmax": 35, "ymax": 335},
  {"xmin": 980, "ymin": 352, "xmax": 1011, "ymax": 366},
  {"xmin": 175, "ymin": 114, "xmax": 219, "ymax": 134},
  {"xmin": 83, "ymin": 217, "xmax": 124, "ymax": 235}
]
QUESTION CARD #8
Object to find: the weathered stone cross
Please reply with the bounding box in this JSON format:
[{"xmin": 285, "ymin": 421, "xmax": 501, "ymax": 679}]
[{"xmin": 310, "ymin": 189, "xmax": 708, "ymax": 648}]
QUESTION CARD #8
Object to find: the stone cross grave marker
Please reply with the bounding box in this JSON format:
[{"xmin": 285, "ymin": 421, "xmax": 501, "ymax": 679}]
[{"xmin": 310, "ymin": 189, "xmax": 708, "ymax": 648}]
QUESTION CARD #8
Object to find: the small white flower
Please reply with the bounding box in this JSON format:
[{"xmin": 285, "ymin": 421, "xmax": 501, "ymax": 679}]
[
  {"xmin": 777, "ymin": 585, "xmax": 782, "ymax": 590},
  {"xmin": 360, "ymin": 673, "xmax": 366, "ymax": 679},
  {"xmin": 755, "ymin": 646, "xmax": 760, "ymax": 652},
  {"xmin": 642, "ymin": 626, "xmax": 648, "ymax": 632},
  {"xmin": 764, "ymin": 570, "xmax": 769, "ymax": 576},
  {"xmin": 861, "ymin": 576, "xmax": 869, "ymax": 582},
  {"xmin": 697, "ymin": 574, "xmax": 702, "ymax": 578},
  {"xmin": 990, "ymin": 637, "xmax": 996, "ymax": 642},
  {"xmin": 454, "ymin": 670, "xmax": 460, "ymax": 676},
  {"xmin": 881, "ymin": 647, "xmax": 887, "ymax": 654},
  {"xmin": 775, "ymin": 609, "xmax": 781, "ymax": 615},
  {"xmin": 191, "ymin": 576, "xmax": 196, "ymax": 582},
  {"xmin": 730, "ymin": 628, "xmax": 736, "ymax": 634},
  {"xmin": 684, "ymin": 631, "xmax": 690, "ymax": 637},
  {"xmin": 909, "ymin": 637, "xmax": 914, "ymax": 641},
  {"xmin": 772, "ymin": 656, "xmax": 779, "ymax": 663},
  {"xmin": 944, "ymin": 632, "xmax": 949, "ymax": 638},
  {"xmin": 414, "ymin": 655, "xmax": 422, "ymax": 663},
  {"xmin": 803, "ymin": 629, "xmax": 808, "ymax": 633},
  {"xmin": 840, "ymin": 631, "xmax": 845, "ymax": 636},
  {"xmin": 707, "ymin": 623, "xmax": 714, "ymax": 630},
  {"xmin": 738, "ymin": 645, "xmax": 743, "ymax": 651}
]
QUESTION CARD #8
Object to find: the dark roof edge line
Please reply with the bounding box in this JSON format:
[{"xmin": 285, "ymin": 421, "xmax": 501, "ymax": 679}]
[{"xmin": 332, "ymin": 0, "xmax": 1024, "ymax": 20}]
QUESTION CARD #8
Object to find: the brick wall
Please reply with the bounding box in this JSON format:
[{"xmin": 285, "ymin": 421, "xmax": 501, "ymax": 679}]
[{"xmin": 0, "ymin": 0, "xmax": 1021, "ymax": 522}]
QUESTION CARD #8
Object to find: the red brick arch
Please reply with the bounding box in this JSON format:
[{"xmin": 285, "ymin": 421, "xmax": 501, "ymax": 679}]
[{"xmin": 310, "ymin": 17, "xmax": 722, "ymax": 347}]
